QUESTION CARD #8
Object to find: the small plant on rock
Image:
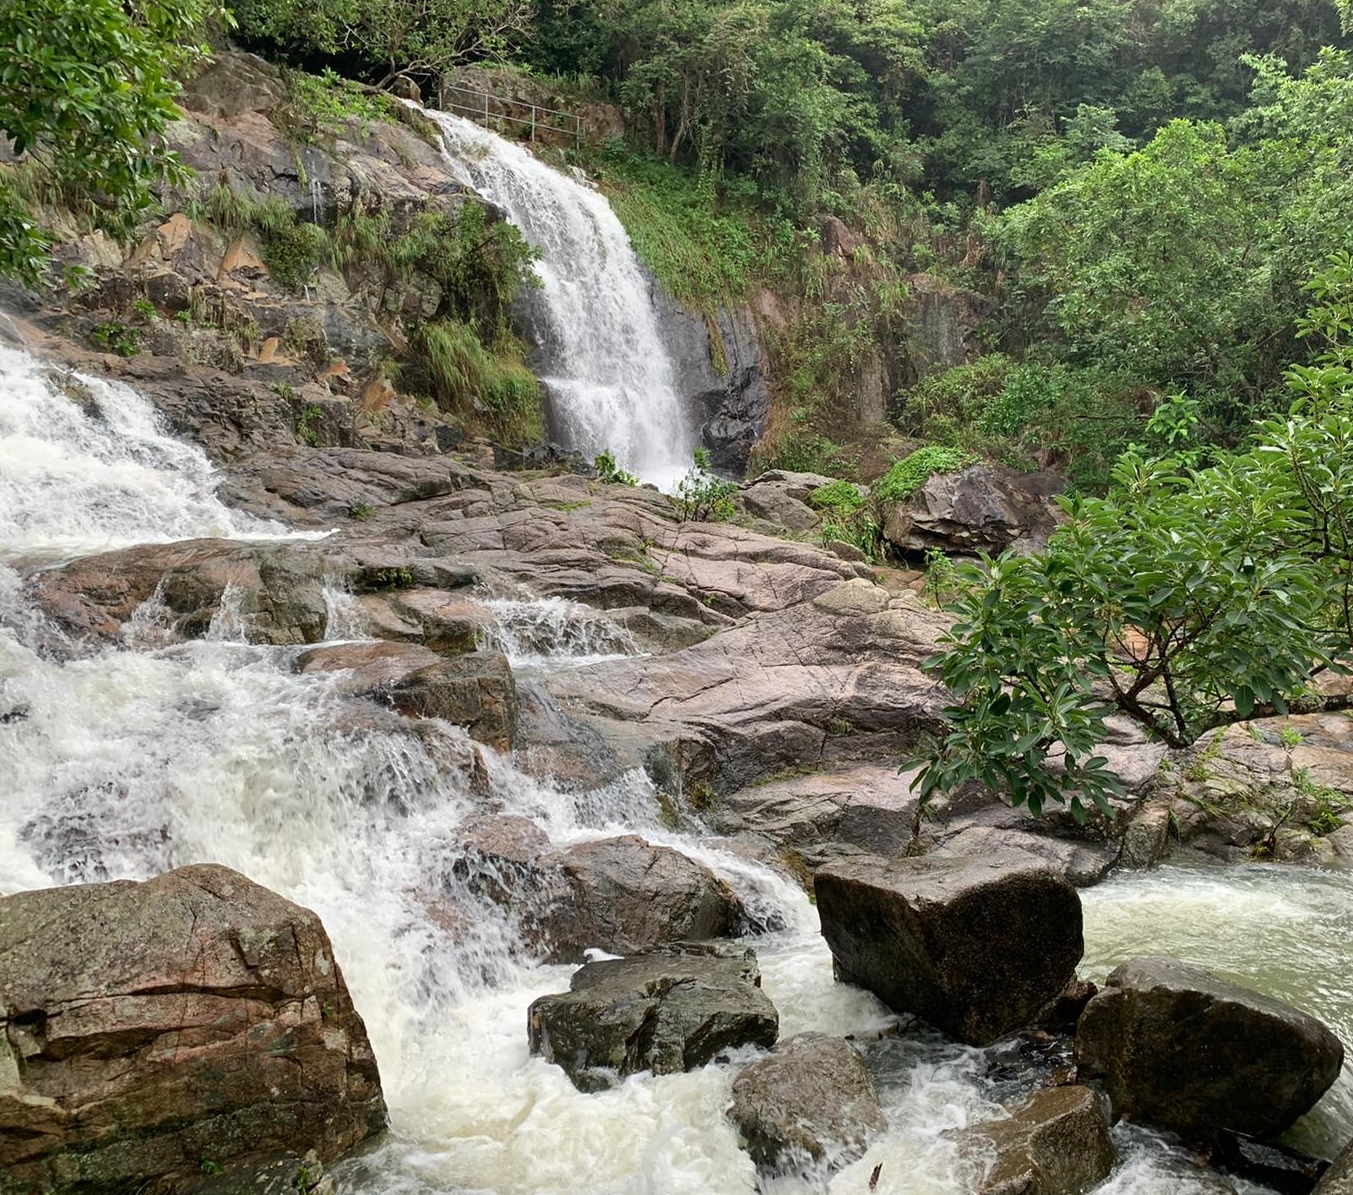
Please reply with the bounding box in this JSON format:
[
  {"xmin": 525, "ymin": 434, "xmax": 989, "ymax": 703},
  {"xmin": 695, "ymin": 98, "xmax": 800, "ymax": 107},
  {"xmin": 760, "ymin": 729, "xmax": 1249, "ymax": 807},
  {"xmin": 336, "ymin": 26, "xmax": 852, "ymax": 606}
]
[
  {"xmin": 594, "ymin": 448, "xmax": 639, "ymax": 486},
  {"xmin": 675, "ymin": 447, "xmax": 737, "ymax": 522}
]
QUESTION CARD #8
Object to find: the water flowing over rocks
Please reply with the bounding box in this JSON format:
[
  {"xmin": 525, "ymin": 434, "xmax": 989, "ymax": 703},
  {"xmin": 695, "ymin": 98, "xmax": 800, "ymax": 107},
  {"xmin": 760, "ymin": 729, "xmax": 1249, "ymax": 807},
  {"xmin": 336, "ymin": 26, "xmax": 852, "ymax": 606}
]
[
  {"xmin": 452, "ymin": 817, "xmax": 744, "ymax": 962},
  {"xmin": 0, "ymin": 864, "xmax": 386, "ymax": 1194},
  {"xmin": 814, "ymin": 851, "xmax": 1084, "ymax": 1045},
  {"xmin": 1075, "ymin": 956, "xmax": 1345, "ymax": 1139},
  {"xmin": 966, "ymin": 1086, "xmax": 1116, "ymax": 1195},
  {"xmin": 526, "ymin": 942, "xmax": 779, "ymax": 1092},
  {"xmin": 726, "ymin": 1032, "xmax": 886, "ymax": 1172}
]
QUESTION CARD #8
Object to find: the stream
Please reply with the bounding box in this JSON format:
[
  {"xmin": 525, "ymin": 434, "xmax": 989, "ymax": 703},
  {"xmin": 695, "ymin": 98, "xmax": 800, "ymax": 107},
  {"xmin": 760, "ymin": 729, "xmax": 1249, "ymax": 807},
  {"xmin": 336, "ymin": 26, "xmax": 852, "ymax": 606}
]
[{"xmin": 2, "ymin": 339, "xmax": 1350, "ymax": 1193}]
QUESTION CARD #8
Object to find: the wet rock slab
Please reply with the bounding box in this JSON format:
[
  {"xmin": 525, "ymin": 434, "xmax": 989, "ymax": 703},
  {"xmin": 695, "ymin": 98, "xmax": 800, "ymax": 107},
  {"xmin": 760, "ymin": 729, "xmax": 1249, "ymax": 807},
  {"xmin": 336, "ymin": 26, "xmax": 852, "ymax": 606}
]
[
  {"xmin": 1075, "ymin": 956, "xmax": 1345, "ymax": 1139},
  {"xmin": 527, "ymin": 942, "xmax": 778, "ymax": 1092},
  {"xmin": 727, "ymin": 1032, "xmax": 885, "ymax": 1172},
  {"xmin": 814, "ymin": 850, "xmax": 1083, "ymax": 1046}
]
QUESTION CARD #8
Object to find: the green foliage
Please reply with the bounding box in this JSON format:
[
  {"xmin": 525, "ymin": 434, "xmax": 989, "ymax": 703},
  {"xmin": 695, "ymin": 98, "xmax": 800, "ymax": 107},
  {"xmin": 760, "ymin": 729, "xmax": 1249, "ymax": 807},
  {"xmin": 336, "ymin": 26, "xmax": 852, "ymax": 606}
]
[
  {"xmin": 295, "ymin": 403, "xmax": 324, "ymax": 445},
  {"xmin": 228, "ymin": 0, "xmax": 532, "ymax": 87},
  {"xmin": 201, "ymin": 182, "xmax": 327, "ymax": 291},
  {"xmin": 413, "ymin": 321, "xmax": 544, "ymax": 445},
  {"xmin": 282, "ymin": 67, "xmax": 396, "ymax": 137},
  {"xmin": 913, "ymin": 261, "xmax": 1353, "ymax": 819},
  {"xmin": 922, "ymin": 547, "xmax": 964, "ymax": 608},
  {"xmin": 348, "ymin": 499, "xmax": 375, "ymax": 520},
  {"xmin": 594, "ymin": 449, "xmax": 640, "ymax": 486},
  {"xmin": 809, "ymin": 480, "xmax": 881, "ymax": 557},
  {"xmin": 90, "ymin": 322, "xmax": 141, "ymax": 357},
  {"xmin": 674, "ymin": 447, "xmax": 738, "ymax": 521},
  {"xmin": 874, "ymin": 445, "xmax": 975, "ymax": 502},
  {"xmin": 0, "ymin": 0, "xmax": 225, "ymax": 285}
]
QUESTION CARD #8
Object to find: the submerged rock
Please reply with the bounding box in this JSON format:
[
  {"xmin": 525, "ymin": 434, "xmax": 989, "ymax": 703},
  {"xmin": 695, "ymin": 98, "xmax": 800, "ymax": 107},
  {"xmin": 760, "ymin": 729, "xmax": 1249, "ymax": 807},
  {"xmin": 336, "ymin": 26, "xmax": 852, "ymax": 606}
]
[
  {"xmin": 527, "ymin": 942, "xmax": 778, "ymax": 1092},
  {"xmin": 727, "ymin": 1032, "xmax": 886, "ymax": 1172},
  {"xmin": 814, "ymin": 850, "xmax": 1083, "ymax": 1046},
  {"xmin": 968, "ymin": 1086, "xmax": 1116, "ymax": 1195},
  {"xmin": 0, "ymin": 864, "xmax": 386, "ymax": 1195},
  {"xmin": 1075, "ymin": 956, "xmax": 1344, "ymax": 1140}
]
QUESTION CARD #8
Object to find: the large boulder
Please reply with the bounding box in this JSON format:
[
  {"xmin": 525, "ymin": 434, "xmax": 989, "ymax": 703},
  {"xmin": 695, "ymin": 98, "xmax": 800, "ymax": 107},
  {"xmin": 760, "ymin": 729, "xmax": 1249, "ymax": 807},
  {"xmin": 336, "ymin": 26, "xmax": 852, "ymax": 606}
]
[
  {"xmin": 881, "ymin": 465, "xmax": 1063, "ymax": 556},
  {"xmin": 814, "ymin": 851, "xmax": 1083, "ymax": 1045},
  {"xmin": 0, "ymin": 864, "xmax": 386, "ymax": 1194},
  {"xmin": 967, "ymin": 1086, "xmax": 1116, "ymax": 1195},
  {"xmin": 452, "ymin": 819, "xmax": 744, "ymax": 964},
  {"xmin": 1075, "ymin": 956, "xmax": 1344, "ymax": 1139},
  {"xmin": 527, "ymin": 942, "xmax": 778, "ymax": 1092},
  {"xmin": 727, "ymin": 1033, "xmax": 886, "ymax": 1172}
]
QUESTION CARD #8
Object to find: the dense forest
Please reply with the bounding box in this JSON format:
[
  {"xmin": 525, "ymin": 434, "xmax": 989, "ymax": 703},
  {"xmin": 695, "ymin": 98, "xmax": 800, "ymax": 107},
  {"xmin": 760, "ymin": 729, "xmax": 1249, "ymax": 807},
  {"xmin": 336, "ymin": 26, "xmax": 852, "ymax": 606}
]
[{"xmin": 2, "ymin": 0, "xmax": 1350, "ymax": 491}]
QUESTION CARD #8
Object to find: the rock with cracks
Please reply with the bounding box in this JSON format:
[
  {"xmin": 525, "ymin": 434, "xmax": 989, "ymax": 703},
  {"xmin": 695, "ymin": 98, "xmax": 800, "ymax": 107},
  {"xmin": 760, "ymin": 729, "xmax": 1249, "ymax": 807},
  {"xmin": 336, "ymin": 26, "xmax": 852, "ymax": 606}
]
[
  {"xmin": 527, "ymin": 942, "xmax": 778, "ymax": 1092},
  {"xmin": 814, "ymin": 850, "xmax": 1083, "ymax": 1045},
  {"xmin": 968, "ymin": 1086, "xmax": 1116, "ymax": 1195},
  {"xmin": 0, "ymin": 864, "xmax": 386, "ymax": 1195},
  {"xmin": 728, "ymin": 1032, "xmax": 886, "ymax": 1173},
  {"xmin": 1075, "ymin": 956, "xmax": 1344, "ymax": 1139}
]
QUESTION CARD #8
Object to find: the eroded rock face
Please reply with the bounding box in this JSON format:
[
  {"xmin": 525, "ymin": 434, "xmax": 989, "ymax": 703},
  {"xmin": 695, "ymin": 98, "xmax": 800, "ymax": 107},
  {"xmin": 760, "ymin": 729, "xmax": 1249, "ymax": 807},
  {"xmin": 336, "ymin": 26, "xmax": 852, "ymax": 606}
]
[
  {"xmin": 1075, "ymin": 956, "xmax": 1345, "ymax": 1139},
  {"xmin": 727, "ymin": 1033, "xmax": 886, "ymax": 1172},
  {"xmin": 814, "ymin": 851, "xmax": 1083, "ymax": 1045},
  {"xmin": 527, "ymin": 942, "xmax": 778, "ymax": 1092},
  {"xmin": 968, "ymin": 1086, "xmax": 1116, "ymax": 1195},
  {"xmin": 881, "ymin": 465, "xmax": 1064, "ymax": 557},
  {"xmin": 0, "ymin": 864, "xmax": 386, "ymax": 1194}
]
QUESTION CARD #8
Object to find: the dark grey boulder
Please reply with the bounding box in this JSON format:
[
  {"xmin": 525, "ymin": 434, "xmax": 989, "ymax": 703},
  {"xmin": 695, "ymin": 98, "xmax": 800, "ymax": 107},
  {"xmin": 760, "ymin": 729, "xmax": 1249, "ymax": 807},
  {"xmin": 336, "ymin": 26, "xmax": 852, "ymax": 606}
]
[
  {"xmin": 727, "ymin": 1032, "xmax": 886, "ymax": 1172},
  {"xmin": 967, "ymin": 1086, "xmax": 1116, "ymax": 1195},
  {"xmin": 814, "ymin": 850, "xmax": 1083, "ymax": 1045},
  {"xmin": 1075, "ymin": 956, "xmax": 1344, "ymax": 1139},
  {"xmin": 527, "ymin": 942, "xmax": 778, "ymax": 1092}
]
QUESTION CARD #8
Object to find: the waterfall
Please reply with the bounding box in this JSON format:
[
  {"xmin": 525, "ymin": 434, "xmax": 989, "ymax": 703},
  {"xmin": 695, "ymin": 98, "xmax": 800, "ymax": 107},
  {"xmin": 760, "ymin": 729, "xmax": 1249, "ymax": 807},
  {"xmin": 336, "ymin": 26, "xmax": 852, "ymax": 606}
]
[
  {"xmin": 2, "ymin": 340, "xmax": 1345, "ymax": 1194},
  {"xmin": 426, "ymin": 111, "xmax": 695, "ymax": 490}
]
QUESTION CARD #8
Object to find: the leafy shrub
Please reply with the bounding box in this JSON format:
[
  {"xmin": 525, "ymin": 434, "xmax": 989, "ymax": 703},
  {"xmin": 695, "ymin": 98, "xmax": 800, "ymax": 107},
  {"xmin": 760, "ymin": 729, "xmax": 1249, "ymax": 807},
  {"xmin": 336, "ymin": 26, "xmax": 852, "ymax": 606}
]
[
  {"xmin": 594, "ymin": 449, "xmax": 639, "ymax": 486},
  {"xmin": 674, "ymin": 448, "xmax": 737, "ymax": 521},
  {"xmin": 874, "ymin": 445, "xmax": 976, "ymax": 503}
]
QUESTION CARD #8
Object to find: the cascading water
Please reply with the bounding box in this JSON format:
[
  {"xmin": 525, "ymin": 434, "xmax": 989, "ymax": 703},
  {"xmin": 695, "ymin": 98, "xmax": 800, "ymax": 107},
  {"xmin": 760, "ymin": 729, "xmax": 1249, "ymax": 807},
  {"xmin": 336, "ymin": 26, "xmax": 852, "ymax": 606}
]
[
  {"xmin": 1, "ymin": 339, "xmax": 1348, "ymax": 1194},
  {"xmin": 427, "ymin": 111, "xmax": 696, "ymax": 489}
]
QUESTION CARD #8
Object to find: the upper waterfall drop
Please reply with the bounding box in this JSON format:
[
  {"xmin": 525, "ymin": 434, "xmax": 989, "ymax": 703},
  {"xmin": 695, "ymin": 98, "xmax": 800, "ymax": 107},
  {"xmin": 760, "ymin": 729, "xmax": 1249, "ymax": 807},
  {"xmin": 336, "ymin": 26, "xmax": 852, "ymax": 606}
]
[{"xmin": 426, "ymin": 111, "xmax": 696, "ymax": 489}]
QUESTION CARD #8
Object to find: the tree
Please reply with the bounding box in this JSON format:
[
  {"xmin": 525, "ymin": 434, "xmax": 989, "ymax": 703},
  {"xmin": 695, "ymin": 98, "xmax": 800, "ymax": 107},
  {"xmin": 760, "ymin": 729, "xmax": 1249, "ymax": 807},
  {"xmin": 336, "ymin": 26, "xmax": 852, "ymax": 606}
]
[
  {"xmin": 228, "ymin": 0, "xmax": 532, "ymax": 87},
  {"xmin": 0, "ymin": 0, "xmax": 223, "ymax": 286},
  {"xmin": 913, "ymin": 255, "xmax": 1353, "ymax": 822}
]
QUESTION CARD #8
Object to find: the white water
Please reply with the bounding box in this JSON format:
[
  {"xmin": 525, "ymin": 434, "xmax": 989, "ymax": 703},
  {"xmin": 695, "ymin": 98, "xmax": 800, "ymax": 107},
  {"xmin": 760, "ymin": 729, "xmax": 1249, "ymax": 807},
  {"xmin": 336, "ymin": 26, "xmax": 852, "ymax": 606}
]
[
  {"xmin": 2, "ymin": 345, "xmax": 1351, "ymax": 1194},
  {"xmin": 428, "ymin": 111, "xmax": 696, "ymax": 489}
]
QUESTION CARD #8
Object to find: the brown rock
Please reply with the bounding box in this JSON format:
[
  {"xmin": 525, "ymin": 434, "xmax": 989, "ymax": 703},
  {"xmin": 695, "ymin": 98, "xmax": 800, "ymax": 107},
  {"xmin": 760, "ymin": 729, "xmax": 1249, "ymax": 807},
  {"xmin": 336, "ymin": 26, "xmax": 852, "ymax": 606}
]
[
  {"xmin": 728, "ymin": 1033, "xmax": 886, "ymax": 1171},
  {"xmin": 970, "ymin": 1086, "xmax": 1116, "ymax": 1195},
  {"xmin": 0, "ymin": 865, "xmax": 385, "ymax": 1194}
]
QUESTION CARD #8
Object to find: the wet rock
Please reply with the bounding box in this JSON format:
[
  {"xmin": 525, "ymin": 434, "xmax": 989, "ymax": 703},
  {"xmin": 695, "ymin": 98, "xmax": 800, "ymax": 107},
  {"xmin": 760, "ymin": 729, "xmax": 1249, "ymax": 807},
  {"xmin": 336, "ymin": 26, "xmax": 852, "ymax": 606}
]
[
  {"xmin": 968, "ymin": 1086, "xmax": 1115, "ymax": 1195},
  {"xmin": 1316, "ymin": 1135, "xmax": 1353, "ymax": 1193},
  {"xmin": 28, "ymin": 537, "xmax": 345, "ymax": 646},
  {"xmin": 1075, "ymin": 956, "xmax": 1345, "ymax": 1139},
  {"xmin": 0, "ymin": 864, "xmax": 386, "ymax": 1195},
  {"xmin": 881, "ymin": 465, "xmax": 1063, "ymax": 557},
  {"xmin": 814, "ymin": 850, "xmax": 1083, "ymax": 1046},
  {"xmin": 451, "ymin": 820, "xmax": 744, "ymax": 964},
  {"xmin": 937, "ymin": 825, "xmax": 1119, "ymax": 888},
  {"xmin": 1210, "ymin": 1131, "xmax": 1327, "ymax": 1195},
  {"xmin": 728, "ymin": 1033, "xmax": 886, "ymax": 1171},
  {"xmin": 547, "ymin": 835, "xmax": 743, "ymax": 961},
  {"xmin": 527, "ymin": 942, "xmax": 779, "ymax": 1092},
  {"xmin": 1118, "ymin": 802, "xmax": 1174, "ymax": 869},
  {"xmin": 175, "ymin": 1150, "xmax": 336, "ymax": 1195}
]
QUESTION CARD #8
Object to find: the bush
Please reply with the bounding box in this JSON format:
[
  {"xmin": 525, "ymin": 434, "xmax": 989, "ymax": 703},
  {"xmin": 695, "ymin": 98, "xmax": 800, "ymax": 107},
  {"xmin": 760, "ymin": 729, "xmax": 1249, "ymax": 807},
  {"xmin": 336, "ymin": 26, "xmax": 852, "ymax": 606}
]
[
  {"xmin": 674, "ymin": 448, "xmax": 737, "ymax": 522},
  {"xmin": 874, "ymin": 446, "xmax": 976, "ymax": 503}
]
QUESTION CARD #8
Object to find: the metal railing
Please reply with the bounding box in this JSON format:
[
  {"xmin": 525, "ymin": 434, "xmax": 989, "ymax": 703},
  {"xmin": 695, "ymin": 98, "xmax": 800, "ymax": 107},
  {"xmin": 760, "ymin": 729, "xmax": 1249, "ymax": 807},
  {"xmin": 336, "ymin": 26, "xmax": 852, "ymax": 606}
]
[{"xmin": 440, "ymin": 83, "xmax": 583, "ymax": 148}]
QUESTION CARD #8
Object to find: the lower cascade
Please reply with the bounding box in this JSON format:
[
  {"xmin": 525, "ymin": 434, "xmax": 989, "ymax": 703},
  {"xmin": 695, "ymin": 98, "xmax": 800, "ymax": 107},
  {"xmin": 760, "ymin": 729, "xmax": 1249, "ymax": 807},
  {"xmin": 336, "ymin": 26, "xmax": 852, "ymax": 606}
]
[
  {"xmin": 429, "ymin": 111, "xmax": 696, "ymax": 489},
  {"xmin": 2, "ymin": 339, "xmax": 1353, "ymax": 1195}
]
